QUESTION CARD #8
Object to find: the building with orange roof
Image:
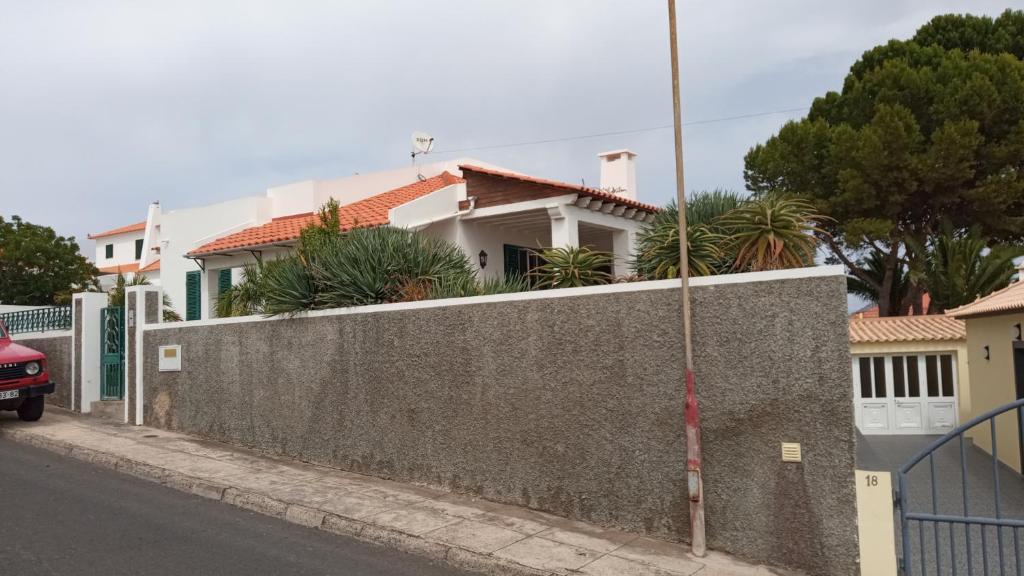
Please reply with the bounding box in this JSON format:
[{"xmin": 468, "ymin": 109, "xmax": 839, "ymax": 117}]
[
  {"xmin": 91, "ymin": 150, "xmax": 657, "ymax": 321},
  {"xmin": 947, "ymin": 266, "xmax": 1024, "ymax": 471},
  {"xmin": 849, "ymin": 313, "xmax": 970, "ymax": 436}
]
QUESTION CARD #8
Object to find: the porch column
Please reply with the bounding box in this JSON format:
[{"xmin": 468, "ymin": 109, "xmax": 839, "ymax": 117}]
[
  {"xmin": 547, "ymin": 205, "xmax": 579, "ymax": 247},
  {"xmin": 125, "ymin": 285, "xmax": 162, "ymax": 425},
  {"xmin": 71, "ymin": 292, "xmax": 108, "ymax": 413},
  {"xmin": 612, "ymin": 229, "xmax": 635, "ymax": 277}
]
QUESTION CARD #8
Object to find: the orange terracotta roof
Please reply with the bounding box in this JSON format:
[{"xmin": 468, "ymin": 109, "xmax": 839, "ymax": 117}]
[
  {"xmin": 458, "ymin": 165, "xmax": 660, "ymax": 213},
  {"xmin": 851, "ymin": 294, "xmax": 932, "ymax": 318},
  {"xmin": 947, "ymin": 281, "xmax": 1024, "ymax": 319},
  {"xmin": 97, "ymin": 262, "xmax": 141, "ymax": 275},
  {"xmin": 89, "ymin": 221, "xmax": 146, "ymax": 239},
  {"xmin": 189, "ymin": 172, "xmax": 464, "ymax": 257},
  {"xmin": 140, "ymin": 260, "xmax": 161, "ymax": 273},
  {"xmin": 849, "ymin": 315, "xmax": 966, "ymax": 344}
]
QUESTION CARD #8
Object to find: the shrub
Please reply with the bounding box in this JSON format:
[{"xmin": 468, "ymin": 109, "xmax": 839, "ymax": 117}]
[{"xmin": 530, "ymin": 246, "xmax": 613, "ymax": 289}]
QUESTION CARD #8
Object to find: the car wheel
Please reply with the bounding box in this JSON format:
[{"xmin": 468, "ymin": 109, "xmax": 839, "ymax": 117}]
[{"xmin": 17, "ymin": 397, "xmax": 44, "ymax": 422}]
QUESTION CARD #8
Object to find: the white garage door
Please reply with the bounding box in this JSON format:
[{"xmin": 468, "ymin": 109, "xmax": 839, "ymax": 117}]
[{"xmin": 853, "ymin": 354, "xmax": 958, "ymax": 435}]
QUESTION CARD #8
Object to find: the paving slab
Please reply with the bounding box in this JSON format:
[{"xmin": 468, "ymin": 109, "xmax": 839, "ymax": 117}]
[
  {"xmin": 0, "ymin": 409, "xmax": 798, "ymax": 576},
  {"xmin": 494, "ymin": 535, "xmax": 602, "ymax": 574}
]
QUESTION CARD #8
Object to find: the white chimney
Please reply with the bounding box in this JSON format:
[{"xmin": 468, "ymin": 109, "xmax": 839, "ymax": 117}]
[
  {"xmin": 1017, "ymin": 260, "xmax": 1024, "ymax": 283},
  {"xmin": 598, "ymin": 149, "xmax": 638, "ymax": 201}
]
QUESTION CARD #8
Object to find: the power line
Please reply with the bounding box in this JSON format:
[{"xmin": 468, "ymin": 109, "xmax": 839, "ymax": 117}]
[{"xmin": 432, "ymin": 106, "xmax": 809, "ymax": 155}]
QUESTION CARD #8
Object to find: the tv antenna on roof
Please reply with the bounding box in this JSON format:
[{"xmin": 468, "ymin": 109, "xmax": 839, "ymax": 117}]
[{"xmin": 411, "ymin": 131, "xmax": 434, "ymax": 165}]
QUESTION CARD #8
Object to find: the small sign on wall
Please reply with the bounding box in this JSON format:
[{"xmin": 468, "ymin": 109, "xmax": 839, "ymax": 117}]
[{"xmin": 159, "ymin": 345, "xmax": 182, "ymax": 372}]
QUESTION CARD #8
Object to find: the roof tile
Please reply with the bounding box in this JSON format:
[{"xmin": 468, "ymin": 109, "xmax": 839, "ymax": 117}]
[
  {"xmin": 947, "ymin": 281, "xmax": 1024, "ymax": 319},
  {"xmin": 849, "ymin": 315, "xmax": 965, "ymax": 344},
  {"xmin": 189, "ymin": 172, "xmax": 463, "ymax": 256},
  {"xmin": 89, "ymin": 221, "xmax": 146, "ymax": 240}
]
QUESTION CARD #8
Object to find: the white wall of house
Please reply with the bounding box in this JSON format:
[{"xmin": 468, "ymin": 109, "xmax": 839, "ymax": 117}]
[
  {"xmin": 95, "ymin": 153, "xmax": 653, "ymax": 320},
  {"xmin": 159, "ymin": 196, "xmax": 272, "ymax": 320},
  {"xmin": 93, "ymin": 231, "xmax": 146, "ymax": 270}
]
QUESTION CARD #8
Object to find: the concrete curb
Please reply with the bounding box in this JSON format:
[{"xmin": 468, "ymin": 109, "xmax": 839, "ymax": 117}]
[{"xmin": 0, "ymin": 427, "xmax": 554, "ymax": 576}]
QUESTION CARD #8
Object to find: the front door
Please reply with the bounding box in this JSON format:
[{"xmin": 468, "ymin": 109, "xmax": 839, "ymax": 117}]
[
  {"xmin": 853, "ymin": 354, "xmax": 958, "ymax": 435},
  {"xmin": 100, "ymin": 306, "xmax": 125, "ymax": 400}
]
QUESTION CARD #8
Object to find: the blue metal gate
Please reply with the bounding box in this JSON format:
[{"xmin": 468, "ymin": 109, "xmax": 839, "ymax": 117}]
[{"xmin": 897, "ymin": 398, "xmax": 1024, "ymax": 575}]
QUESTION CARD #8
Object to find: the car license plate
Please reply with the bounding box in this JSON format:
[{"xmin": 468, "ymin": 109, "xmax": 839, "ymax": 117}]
[{"xmin": 0, "ymin": 389, "xmax": 20, "ymax": 401}]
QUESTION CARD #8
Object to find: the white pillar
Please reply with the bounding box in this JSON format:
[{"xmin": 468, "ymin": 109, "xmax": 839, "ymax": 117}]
[
  {"xmin": 612, "ymin": 229, "xmax": 635, "ymax": 277},
  {"xmin": 72, "ymin": 292, "xmax": 108, "ymax": 414},
  {"xmin": 547, "ymin": 205, "xmax": 579, "ymax": 248},
  {"xmin": 125, "ymin": 285, "xmax": 162, "ymax": 425}
]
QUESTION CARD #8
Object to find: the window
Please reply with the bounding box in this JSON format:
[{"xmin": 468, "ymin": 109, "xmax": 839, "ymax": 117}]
[
  {"xmin": 135, "ymin": 239, "xmax": 144, "ymax": 260},
  {"xmin": 906, "ymin": 356, "xmax": 921, "ymax": 397},
  {"xmin": 503, "ymin": 245, "xmax": 543, "ymax": 285},
  {"xmin": 105, "ymin": 244, "xmax": 113, "ymax": 259},
  {"xmin": 872, "ymin": 356, "xmax": 887, "ymax": 398},
  {"xmin": 940, "ymin": 355, "xmax": 955, "ymax": 397},
  {"xmin": 893, "ymin": 356, "xmax": 906, "ymax": 397},
  {"xmin": 185, "ymin": 271, "xmax": 201, "ymax": 321},
  {"xmin": 925, "ymin": 355, "xmax": 939, "ymax": 397},
  {"xmin": 859, "ymin": 358, "xmax": 873, "ymax": 399}
]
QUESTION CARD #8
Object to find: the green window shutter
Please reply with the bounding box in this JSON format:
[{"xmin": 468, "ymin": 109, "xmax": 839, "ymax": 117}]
[
  {"xmin": 218, "ymin": 269, "xmax": 232, "ymax": 296},
  {"xmin": 185, "ymin": 271, "xmax": 201, "ymax": 321},
  {"xmin": 105, "ymin": 244, "xmax": 113, "ymax": 259},
  {"xmin": 134, "ymin": 239, "xmax": 144, "ymax": 260}
]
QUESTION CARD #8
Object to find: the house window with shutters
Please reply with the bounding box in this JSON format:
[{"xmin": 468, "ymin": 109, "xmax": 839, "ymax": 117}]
[
  {"xmin": 185, "ymin": 271, "xmax": 201, "ymax": 321},
  {"xmin": 503, "ymin": 244, "xmax": 543, "ymax": 286},
  {"xmin": 218, "ymin": 269, "xmax": 232, "ymax": 297}
]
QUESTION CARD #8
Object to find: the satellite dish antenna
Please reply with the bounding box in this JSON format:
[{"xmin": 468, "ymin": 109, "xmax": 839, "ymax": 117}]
[{"xmin": 411, "ymin": 131, "xmax": 434, "ymax": 164}]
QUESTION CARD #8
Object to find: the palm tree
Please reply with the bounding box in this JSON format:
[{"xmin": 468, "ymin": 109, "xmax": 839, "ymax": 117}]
[
  {"xmin": 215, "ymin": 262, "xmax": 265, "ymax": 317},
  {"xmin": 717, "ymin": 195, "xmax": 827, "ymax": 272},
  {"xmin": 847, "ymin": 249, "xmax": 911, "ymax": 313},
  {"xmin": 108, "ymin": 272, "xmax": 182, "ymax": 322},
  {"xmin": 923, "ymin": 228, "xmax": 1023, "ymax": 313}
]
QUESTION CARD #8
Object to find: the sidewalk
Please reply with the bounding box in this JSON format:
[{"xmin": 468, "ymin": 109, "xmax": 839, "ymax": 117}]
[{"xmin": 0, "ymin": 409, "xmax": 792, "ymax": 576}]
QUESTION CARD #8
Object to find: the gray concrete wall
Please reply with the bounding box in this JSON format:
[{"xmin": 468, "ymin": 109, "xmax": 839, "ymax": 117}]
[
  {"xmin": 16, "ymin": 333, "xmax": 72, "ymax": 409},
  {"xmin": 141, "ymin": 274, "xmax": 857, "ymax": 575}
]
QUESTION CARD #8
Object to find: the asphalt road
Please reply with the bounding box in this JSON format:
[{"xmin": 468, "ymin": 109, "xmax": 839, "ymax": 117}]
[{"xmin": 0, "ymin": 436, "xmax": 478, "ymax": 576}]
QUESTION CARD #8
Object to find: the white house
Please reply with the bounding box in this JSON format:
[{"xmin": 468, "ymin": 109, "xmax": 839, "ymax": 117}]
[
  {"xmin": 88, "ymin": 201, "xmax": 163, "ymax": 291},
  {"xmin": 89, "ymin": 151, "xmax": 658, "ymax": 320}
]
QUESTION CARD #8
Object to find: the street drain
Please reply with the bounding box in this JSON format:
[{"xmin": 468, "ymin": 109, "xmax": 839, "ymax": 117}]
[{"xmin": 143, "ymin": 434, "xmax": 159, "ymax": 438}]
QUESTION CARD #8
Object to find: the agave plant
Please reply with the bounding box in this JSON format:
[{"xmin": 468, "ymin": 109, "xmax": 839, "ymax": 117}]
[
  {"xmin": 717, "ymin": 195, "xmax": 827, "ymax": 271},
  {"xmin": 632, "ymin": 191, "xmax": 745, "ymax": 279},
  {"xmin": 307, "ymin": 226, "xmax": 476, "ymax": 308},
  {"xmin": 427, "ymin": 272, "xmax": 531, "ymax": 299},
  {"xmin": 529, "ymin": 246, "xmax": 613, "ymax": 289},
  {"xmin": 260, "ymin": 256, "xmax": 318, "ymax": 315}
]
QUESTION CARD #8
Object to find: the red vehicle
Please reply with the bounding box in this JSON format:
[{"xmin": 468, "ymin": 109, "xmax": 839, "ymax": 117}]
[{"xmin": 0, "ymin": 320, "xmax": 54, "ymax": 421}]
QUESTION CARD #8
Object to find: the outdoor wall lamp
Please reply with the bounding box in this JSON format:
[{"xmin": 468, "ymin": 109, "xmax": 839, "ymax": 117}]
[
  {"xmin": 984, "ymin": 345, "xmax": 991, "ymax": 361},
  {"xmin": 478, "ymin": 250, "xmax": 488, "ymax": 269},
  {"xmin": 1015, "ymin": 323, "xmax": 1022, "ymax": 341}
]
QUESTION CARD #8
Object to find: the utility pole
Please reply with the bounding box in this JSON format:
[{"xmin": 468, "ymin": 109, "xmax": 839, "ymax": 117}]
[{"xmin": 667, "ymin": 0, "xmax": 706, "ymax": 557}]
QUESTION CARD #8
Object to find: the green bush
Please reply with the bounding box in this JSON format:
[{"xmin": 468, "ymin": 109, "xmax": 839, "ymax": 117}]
[{"xmin": 530, "ymin": 246, "xmax": 613, "ymax": 289}]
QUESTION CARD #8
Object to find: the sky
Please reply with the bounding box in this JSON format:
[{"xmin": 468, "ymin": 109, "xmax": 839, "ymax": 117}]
[{"xmin": 0, "ymin": 0, "xmax": 1019, "ymax": 256}]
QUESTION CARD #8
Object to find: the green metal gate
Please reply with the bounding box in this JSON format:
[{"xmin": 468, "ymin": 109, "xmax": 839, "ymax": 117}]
[{"xmin": 100, "ymin": 306, "xmax": 125, "ymax": 400}]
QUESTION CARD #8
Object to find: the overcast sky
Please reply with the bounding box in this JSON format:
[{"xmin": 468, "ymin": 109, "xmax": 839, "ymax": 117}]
[{"xmin": 0, "ymin": 0, "xmax": 1018, "ymax": 250}]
